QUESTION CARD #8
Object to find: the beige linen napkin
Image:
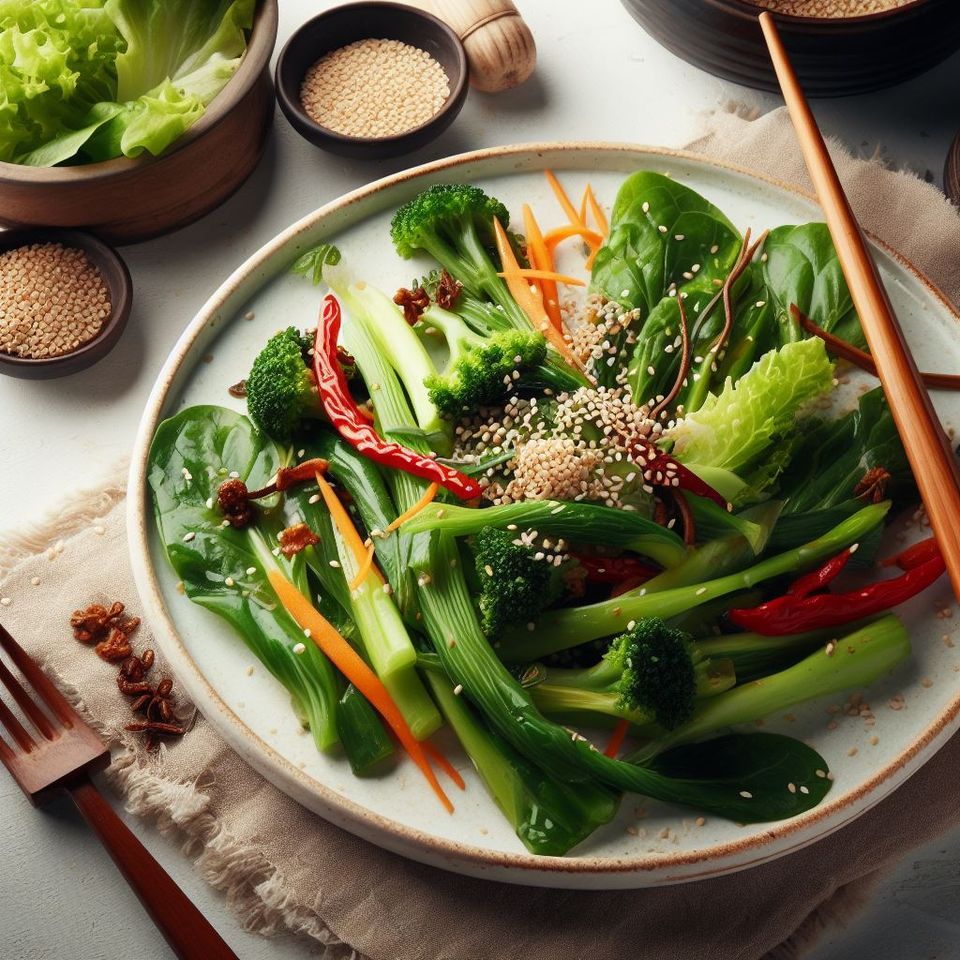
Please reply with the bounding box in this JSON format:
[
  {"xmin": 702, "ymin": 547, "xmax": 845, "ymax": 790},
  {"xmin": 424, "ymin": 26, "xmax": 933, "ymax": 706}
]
[{"xmin": 3, "ymin": 106, "xmax": 960, "ymax": 960}]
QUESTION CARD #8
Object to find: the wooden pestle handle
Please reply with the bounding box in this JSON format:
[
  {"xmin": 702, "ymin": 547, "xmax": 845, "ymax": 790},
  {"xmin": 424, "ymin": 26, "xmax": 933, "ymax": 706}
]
[
  {"xmin": 69, "ymin": 778, "xmax": 238, "ymax": 960},
  {"xmin": 760, "ymin": 12, "xmax": 960, "ymax": 601}
]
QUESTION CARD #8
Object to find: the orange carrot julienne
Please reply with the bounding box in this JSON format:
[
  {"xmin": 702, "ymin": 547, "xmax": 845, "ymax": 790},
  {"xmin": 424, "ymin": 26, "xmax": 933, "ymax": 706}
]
[
  {"xmin": 493, "ymin": 218, "xmax": 586, "ymax": 373},
  {"xmin": 267, "ymin": 569, "xmax": 454, "ymax": 813},
  {"xmin": 543, "ymin": 224, "xmax": 604, "ymax": 253},
  {"xmin": 349, "ymin": 541, "xmax": 377, "ymax": 591},
  {"xmin": 585, "ymin": 184, "xmax": 609, "ymax": 236},
  {"xmin": 315, "ymin": 472, "xmax": 367, "ymax": 569},
  {"xmin": 545, "ymin": 169, "xmax": 586, "ymax": 228},
  {"xmin": 385, "ymin": 482, "xmax": 440, "ymax": 533},
  {"xmin": 496, "ymin": 268, "xmax": 585, "ymax": 286},
  {"xmin": 422, "ymin": 742, "xmax": 466, "ymax": 790},
  {"xmin": 522, "ymin": 204, "xmax": 562, "ymax": 332},
  {"xmin": 578, "ymin": 186, "xmax": 588, "ymax": 226},
  {"xmin": 604, "ymin": 718, "xmax": 630, "ymax": 758}
]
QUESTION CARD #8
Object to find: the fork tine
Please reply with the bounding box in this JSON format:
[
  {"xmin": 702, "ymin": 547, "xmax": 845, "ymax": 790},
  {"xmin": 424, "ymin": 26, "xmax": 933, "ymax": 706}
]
[
  {"xmin": 0, "ymin": 623, "xmax": 76, "ymax": 727},
  {"xmin": 0, "ymin": 695, "xmax": 36, "ymax": 752},
  {"xmin": 0, "ymin": 657, "xmax": 57, "ymax": 740}
]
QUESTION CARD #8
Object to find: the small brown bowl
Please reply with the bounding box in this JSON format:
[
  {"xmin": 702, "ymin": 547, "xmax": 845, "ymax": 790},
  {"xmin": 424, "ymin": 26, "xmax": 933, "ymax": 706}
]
[
  {"xmin": 620, "ymin": 0, "xmax": 960, "ymax": 98},
  {"xmin": 275, "ymin": 2, "xmax": 468, "ymax": 159},
  {"xmin": 0, "ymin": 229, "xmax": 132, "ymax": 380},
  {"xmin": 0, "ymin": 0, "xmax": 278, "ymax": 244}
]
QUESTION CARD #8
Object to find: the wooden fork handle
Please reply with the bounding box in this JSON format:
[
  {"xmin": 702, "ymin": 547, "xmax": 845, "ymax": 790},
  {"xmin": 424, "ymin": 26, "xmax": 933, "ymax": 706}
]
[{"xmin": 68, "ymin": 777, "xmax": 238, "ymax": 960}]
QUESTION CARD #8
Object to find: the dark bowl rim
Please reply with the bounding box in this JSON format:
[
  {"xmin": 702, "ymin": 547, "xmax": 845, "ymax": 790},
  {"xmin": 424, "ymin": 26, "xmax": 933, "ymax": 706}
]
[
  {"xmin": 703, "ymin": 0, "xmax": 936, "ymax": 26},
  {"xmin": 0, "ymin": 228, "xmax": 132, "ymax": 374},
  {"xmin": 274, "ymin": 0, "xmax": 468, "ymax": 150},
  {"xmin": 0, "ymin": 0, "xmax": 278, "ymax": 185}
]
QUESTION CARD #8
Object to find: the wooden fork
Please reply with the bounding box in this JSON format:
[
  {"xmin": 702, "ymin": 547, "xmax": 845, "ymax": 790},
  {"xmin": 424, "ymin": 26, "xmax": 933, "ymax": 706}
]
[{"xmin": 0, "ymin": 622, "xmax": 237, "ymax": 960}]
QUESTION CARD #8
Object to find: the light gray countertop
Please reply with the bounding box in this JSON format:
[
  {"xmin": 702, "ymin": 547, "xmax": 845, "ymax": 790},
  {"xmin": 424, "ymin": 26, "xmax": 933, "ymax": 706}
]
[{"xmin": 2, "ymin": 1, "xmax": 960, "ymax": 957}]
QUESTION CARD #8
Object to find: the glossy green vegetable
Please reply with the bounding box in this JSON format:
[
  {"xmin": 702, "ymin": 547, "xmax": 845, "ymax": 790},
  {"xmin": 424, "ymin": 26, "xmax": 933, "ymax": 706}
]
[
  {"xmin": 2, "ymin": 0, "xmax": 254, "ymax": 166},
  {"xmin": 147, "ymin": 405, "xmax": 341, "ymax": 752}
]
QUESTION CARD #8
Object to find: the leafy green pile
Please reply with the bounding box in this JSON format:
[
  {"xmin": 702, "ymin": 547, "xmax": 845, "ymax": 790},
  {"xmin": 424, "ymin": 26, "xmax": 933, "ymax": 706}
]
[{"xmin": 0, "ymin": 0, "xmax": 253, "ymax": 166}]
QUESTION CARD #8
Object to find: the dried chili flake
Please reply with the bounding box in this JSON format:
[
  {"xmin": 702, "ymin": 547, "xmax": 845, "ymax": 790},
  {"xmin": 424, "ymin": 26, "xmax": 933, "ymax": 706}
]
[
  {"xmin": 393, "ymin": 285, "xmax": 430, "ymax": 325},
  {"xmin": 70, "ymin": 601, "xmax": 139, "ymax": 645},
  {"xmin": 228, "ymin": 379, "xmax": 248, "ymax": 398},
  {"xmin": 217, "ymin": 477, "xmax": 256, "ymax": 528},
  {"xmin": 435, "ymin": 269, "xmax": 462, "ymax": 310},
  {"xmin": 278, "ymin": 522, "xmax": 320, "ymax": 557},
  {"xmin": 95, "ymin": 627, "xmax": 133, "ymax": 663},
  {"xmin": 854, "ymin": 466, "xmax": 891, "ymax": 504}
]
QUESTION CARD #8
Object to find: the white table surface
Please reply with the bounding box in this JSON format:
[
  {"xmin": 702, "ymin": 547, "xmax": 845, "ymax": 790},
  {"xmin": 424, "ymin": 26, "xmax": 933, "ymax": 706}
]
[{"xmin": 3, "ymin": 2, "xmax": 960, "ymax": 957}]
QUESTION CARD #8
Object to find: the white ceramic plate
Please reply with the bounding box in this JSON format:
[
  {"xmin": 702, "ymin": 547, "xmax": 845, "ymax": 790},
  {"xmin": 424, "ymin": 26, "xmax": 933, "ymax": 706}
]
[{"xmin": 128, "ymin": 144, "xmax": 960, "ymax": 888}]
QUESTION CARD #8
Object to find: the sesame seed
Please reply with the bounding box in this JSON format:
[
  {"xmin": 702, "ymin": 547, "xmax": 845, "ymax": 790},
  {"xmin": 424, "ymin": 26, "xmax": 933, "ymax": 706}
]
[
  {"xmin": 0, "ymin": 598, "xmax": 10, "ymax": 607},
  {"xmin": 657, "ymin": 225, "xmax": 667, "ymax": 234},
  {"xmin": 303, "ymin": 628, "xmax": 312, "ymax": 638},
  {"xmin": 245, "ymin": 566, "xmax": 256, "ymax": 576},
  {"xmin": 293, "ymin": 642, "xmax": 306, "ymax": 655},
  {"xmin": 739, "ymin": 790, "xmax": 753, "ymax": 799},
  {"xmin": 229, "ymin": 471, "xmax": 240, "ymax": 479},
  {"xmin": 329, "ymin": 560, "xmax": 341, "ymax": 568},
  {"xmin": 787, "ymin": 782, "xmax": 797, "ymax": 793},
  {"xmin": 181, "ymin": 468, "xmax": 193, "ymax": 481},
  {"xmin": 799, "ymin": 785, "xmax": 810, "ymax": 795},
  {"xmin": 308, "ymin": 494, "xmax": 321, "ymax": 504},
  {"xmin": 225, "ymin": 577, "xmax": 235, "ymax": 587},
  {"xmin": 30, "ymin": 576, "xmax": 40, "ymax": 586},
  {"xmin": 453, "ymin": 684, "xmax": 463, "ymax": 695},
  {"xmin": 182, "ymin": 531, "xmax": 196, "ymax": 542}
]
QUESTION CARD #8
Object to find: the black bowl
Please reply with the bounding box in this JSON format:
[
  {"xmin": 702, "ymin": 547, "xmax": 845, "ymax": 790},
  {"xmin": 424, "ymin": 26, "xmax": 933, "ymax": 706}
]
[
  {"xmin": 620, "ymin": 0, "xmax": 960, "ymax": 98},
  {"xmin": 0, "ymin": 228, "xmax": 132, "ymax": 380},
  {"xmin": 275, "ymin": 2, "xmax": 468, "ymax": 159}
]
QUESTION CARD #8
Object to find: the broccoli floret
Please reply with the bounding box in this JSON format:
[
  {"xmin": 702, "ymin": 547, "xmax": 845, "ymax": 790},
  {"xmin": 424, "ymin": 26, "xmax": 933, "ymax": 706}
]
[
  {"xmin": 246, "ymin": 327, "xmax": 323, "ymax": 442},
  {"xmin": 521, "ymin": 618, "xmax": 735, "ymax": 731},
  {"xmin": 390, "ymin": 184, "xmax": 531, "ymax": 332},
  {"xmin": 426, "ymin": 329, "xmax": 548, "ymax": 416},
  {"xmin": 474, "ymin": 527, "xmax": 567, "ymax": 638}
]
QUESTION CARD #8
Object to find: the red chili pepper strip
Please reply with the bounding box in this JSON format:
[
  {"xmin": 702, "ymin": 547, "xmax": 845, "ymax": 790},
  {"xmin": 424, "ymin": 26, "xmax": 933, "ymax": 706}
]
[
  {"xmin": 729, "ymin": 554, "xmax": 946, "ymax": 635},
  {"xmin": 881, "ymin": 536, "xmax": 941, "ymax": 571},
  {"xmin": 313, "ymin": 295, "xmax": 482, "ymax": 501},
  {"xmin": 573, "ymin": 554, "xmax": 660, "ymax": 584},
  {"xmin": 604, "ymin": 718, "xmax": 630, "ymax": 758},
  {"xmin": 788, "ymin": 546, "xmax": 854, "ymax": 599},
  {"xmin": 646, "ymin": 453, "xmax": 729, "ymax": 510}
]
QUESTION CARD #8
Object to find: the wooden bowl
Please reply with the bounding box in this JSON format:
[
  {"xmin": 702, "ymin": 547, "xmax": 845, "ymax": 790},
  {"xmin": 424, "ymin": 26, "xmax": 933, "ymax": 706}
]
[
  {"xmin": 275, "ymin": 2, "xmax": 468, "ymax": 159},
  {"xmin": 0, "ymin": 0, "xmax": 278, "ymax": 245},
  {"xmin": 0, "ymin": 229, "xmax": 132, "ymax": 380},
  {"xmin": 945, "ymin": 133, "xmax": 960, "ymax": 207},
  {"xmin": 619, "ymin": 0, "xmax": 960, "ymax": 97}
]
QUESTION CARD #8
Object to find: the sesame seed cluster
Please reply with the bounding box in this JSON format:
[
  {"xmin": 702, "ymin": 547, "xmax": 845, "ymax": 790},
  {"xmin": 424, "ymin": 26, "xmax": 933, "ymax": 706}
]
[
  {"xmin": 744, "ymin": 0, "xmax": 910, "ymax": 14},
  {"xmin": 300, "ymin": 38, "xmax": 450, "ymax": 139},
  {"xmin": 0, "ymin": 242, "xmax": 110, "ymax": 359}
]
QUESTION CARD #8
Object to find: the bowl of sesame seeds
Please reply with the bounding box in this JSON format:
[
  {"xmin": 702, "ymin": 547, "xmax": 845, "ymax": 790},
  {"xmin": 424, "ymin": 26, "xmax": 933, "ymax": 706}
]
[
  {"xmin": 0, "ymin": 229, "xmax": 132, "ymax": 379},
  {"xmin": 275, "ymin": 2, "xmax": 469, "ymax": 159}
]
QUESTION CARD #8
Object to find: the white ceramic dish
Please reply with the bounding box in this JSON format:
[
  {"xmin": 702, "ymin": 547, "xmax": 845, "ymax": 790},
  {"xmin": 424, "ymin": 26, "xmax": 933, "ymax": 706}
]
[{"xmin": 128, "ymin": 143, "xmax": 960, "ymax": 888}]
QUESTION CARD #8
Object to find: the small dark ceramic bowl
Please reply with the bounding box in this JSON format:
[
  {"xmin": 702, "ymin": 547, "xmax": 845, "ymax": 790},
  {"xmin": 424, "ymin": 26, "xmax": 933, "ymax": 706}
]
[
  {"xmin": 0, "ymin": 229, "xmax": 132, "ymax": 380},
  {"xmin": 275, "ymin": 2, "xmax": 468, "ymax": 159},
  {"xmin": 620, "ymin": 0, "xmax": 960, "ymax": 98}
]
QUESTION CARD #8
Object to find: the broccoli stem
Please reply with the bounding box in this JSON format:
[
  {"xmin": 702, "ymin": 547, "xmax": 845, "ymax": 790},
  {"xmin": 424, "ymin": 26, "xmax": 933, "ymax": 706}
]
[
  {"xmin": 499, "ymin": 501, "xmax": 890, "ymax": 659},
  {"xmin": 527, "ymin": 656, "xmax": 736, "ymax": 725},
  {"xmin": 630, "ymin": 616, "xmax": 909, "ymax": 760},
  {"xmin": 423, "ymin": 667, "xmax": 620, "ymax": 855},
  {"xmin": 403, "ymin": 499, "xmax": 688, "ymax": 569}
]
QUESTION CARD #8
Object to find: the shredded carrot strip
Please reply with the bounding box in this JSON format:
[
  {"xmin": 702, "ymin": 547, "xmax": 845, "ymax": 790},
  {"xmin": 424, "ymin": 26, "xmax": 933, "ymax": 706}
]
[
  {"xmin": 543, "ymin": 224, "xmax": 604, "ymax": 253},
  {"xmin": 422, "ymin": 742, "xmax": 466, "ymax": 790},
  {"xmin": 545, "ymin": 169, "xmax": 587, "ymax": 228},
  {"xmin": 315, "ymin": 472, "xmax": 367, "ymax": 569},
  {"xmin": 493, "ymin": 217, "xmax": 585, "ymax": 373},
  {"xmin": 496, "ymin": 269, "xmax": 585, "ymax": 286},
  {"xmin": 268, "ymin": 569, "xmax": 453, "ymax": 813},
  {"xmin": 578, "ymin": 186, "xmax": 589, "ymax": 226},
  {"xmin": 522, "ymin": 204, "xmax": 562, "ymax": 331},
  {"xmin": 585, "ymin": 184, "xmax": 609, "ymax": 236},
  {"xmin": 349, "ymin": 541, "xmax": 377, "ymax": 591},
  {"xmin": 604, "ymin": 718, "xmax": 630, "ymax": 758},
  {"xmin": 385, "ymin": 482, "xmax": 440, "ymax": 533}
]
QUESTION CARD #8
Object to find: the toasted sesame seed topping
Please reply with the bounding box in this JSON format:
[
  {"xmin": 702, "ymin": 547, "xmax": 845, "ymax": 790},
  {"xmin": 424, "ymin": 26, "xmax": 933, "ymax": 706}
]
[{"xmin": 293, "ymin": 642, "xmax": 306, "ymax": 655}]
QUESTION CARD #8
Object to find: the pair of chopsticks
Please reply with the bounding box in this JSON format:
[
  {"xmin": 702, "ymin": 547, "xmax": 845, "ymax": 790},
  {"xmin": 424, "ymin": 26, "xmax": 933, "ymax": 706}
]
[{"xmin": 759, "ymin": 13, "xmax": 960, "ymax": 601}]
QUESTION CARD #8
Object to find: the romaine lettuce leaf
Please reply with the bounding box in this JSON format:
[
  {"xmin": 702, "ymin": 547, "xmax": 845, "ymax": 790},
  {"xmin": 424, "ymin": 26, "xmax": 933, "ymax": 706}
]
[{"xmin": 664, "ymin": 337, "xmax": 835, "ymax": 480}]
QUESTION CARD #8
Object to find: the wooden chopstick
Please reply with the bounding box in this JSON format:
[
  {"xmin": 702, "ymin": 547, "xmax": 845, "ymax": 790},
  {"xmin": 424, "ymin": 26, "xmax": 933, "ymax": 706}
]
[{"xmin": 759, "ymin": 11, "xmax": 960, "ymax": 601}]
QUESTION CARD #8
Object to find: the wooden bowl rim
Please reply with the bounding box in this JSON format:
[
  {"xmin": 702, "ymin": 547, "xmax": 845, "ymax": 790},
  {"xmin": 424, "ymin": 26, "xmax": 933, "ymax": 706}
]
[
  {"xmin": 0, "ymin": 0, "xmax": 278, "ymax": 185},
  {"xmin": 274, "ymin": 1, "xmax": 468, "ymax": 151},
  {"xmin": 0, "ymin": 228, "xmax": 132, "ymax": 376},
  {"xmin": 702, "ymin": 0, "xmax": 936, "ymax": 27}
]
